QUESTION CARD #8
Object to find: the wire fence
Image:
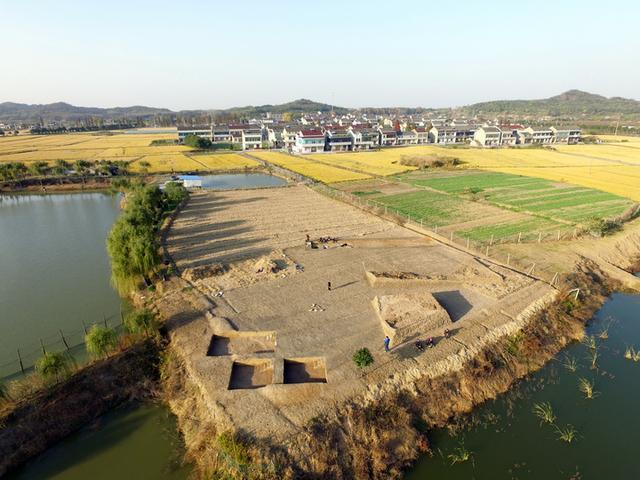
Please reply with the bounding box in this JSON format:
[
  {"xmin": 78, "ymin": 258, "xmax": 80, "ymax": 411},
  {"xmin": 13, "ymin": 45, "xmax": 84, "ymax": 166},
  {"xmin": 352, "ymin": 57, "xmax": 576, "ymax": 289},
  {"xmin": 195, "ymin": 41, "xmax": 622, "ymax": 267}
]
[
  {"xmin": 311, "ymin": 183, "xmax": 566, "ymax": 288},
  {"xmin": 0, "ymin": 312, "xmax": 125, "ymax": 381}
]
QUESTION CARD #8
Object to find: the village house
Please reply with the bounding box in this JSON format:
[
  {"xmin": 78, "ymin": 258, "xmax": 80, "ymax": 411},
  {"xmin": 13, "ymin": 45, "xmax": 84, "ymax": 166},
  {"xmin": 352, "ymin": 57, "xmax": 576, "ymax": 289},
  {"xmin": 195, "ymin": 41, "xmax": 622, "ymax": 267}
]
[
  {"xmin": 350, "ymin": 127, "xmax": 380, "ymax": 150},
  {"xmin": 241, "ymin": 125, "xmax": 263, "ymax": 150},
  {"xmin": 325, "ymin": 128, "xmax": 353, "ymax": 152},
  {"xmin": 473, "ymin": 126, "xmax": 502, "ymax": 147},
  {"xmin": 293, "ymin": 129, "xmax": 325, "ymax": 154},
  {"xmin": 429, "ymin": 125, "xmax": 456, "ymax": 144},
  {"xmin": 414, "ymin": 126, "xmax": 430, "ymax": 144},
  {"xmin": 281, "ymin": 126, "xmax": 299, "ymax": 150},
  {"xmin": 396, "ymin": 129, "xmax": 418, "ymax": 145},
  {"xmin": 520, "ymin": 127, "xmax": 554, "ymax": 144},
  {"xmin": 551, "ymin": 127, "xmax": 582, "ymax": 144},
  {"xmin": 177, "ymin": 125, "xmax": 212, "ymax": 142},
  {"xmin": 499, "ymin": 126, "xmax": 518, "ymax": 146},
  {"xmin": 379, "ymin": 128, "xmax": 398, "ymax": 146},
  {"xmin": 212, "ymin": 125, "xmax": 232, "ymax": 144}
]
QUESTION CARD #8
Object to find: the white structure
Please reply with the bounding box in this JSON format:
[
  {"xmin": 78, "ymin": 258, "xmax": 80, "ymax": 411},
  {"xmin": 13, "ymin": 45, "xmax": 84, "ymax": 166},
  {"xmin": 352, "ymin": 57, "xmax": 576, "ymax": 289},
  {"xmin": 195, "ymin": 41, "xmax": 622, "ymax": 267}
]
[
  {"xmin": 474, "ymin": 126, "xmax": 502, "ymax": 147},
  {"xmin": 551, "ymin": 127, "xmax": 581, "ymax": 144},
  {"xmin": 177, "ymin": 126, "xmax": 212, "ymax": 142},
  {"xmin": 293, "ymin": 129, "xmax": 325, "ymax": 154}
]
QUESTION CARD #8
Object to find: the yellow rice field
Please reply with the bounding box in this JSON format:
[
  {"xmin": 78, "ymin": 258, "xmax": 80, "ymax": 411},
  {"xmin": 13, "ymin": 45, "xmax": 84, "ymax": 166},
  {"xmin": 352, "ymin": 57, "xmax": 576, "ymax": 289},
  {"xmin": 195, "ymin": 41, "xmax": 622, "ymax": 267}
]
[
  {"xmin": 385, "ymin": 146, "xmax": 640, "ymax": 201},
  {"xmin": 130, "ymin": 154, "xmax": 202, "ymax": 173},
  {"xmin": 249, "ymin": 151, "xmax": 371, "ymax": 183},
  {"xmin": 189, "ymin": 153, "xmax": 259, "ymax": 171},
  {"xmin": 306, "ymin": 151, "xmax": 417, "ymax": 176}
]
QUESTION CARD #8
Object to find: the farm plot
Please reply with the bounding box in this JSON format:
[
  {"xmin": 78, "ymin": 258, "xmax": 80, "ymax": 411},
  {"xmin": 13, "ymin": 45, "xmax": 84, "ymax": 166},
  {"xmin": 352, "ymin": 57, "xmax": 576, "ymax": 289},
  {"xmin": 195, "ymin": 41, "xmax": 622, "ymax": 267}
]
[
  {"xmin": 385, "ymin": 145, "xmax": 640, "ymax": 201},
  {"xmin": 249, "ymin": 151, "xmax": 371, "ymax": 183},
  {"xmin": 189, "ymin": 153, "xmax": 259, "ymax": 171},
  {"xmin": 130, "ymin": 153, "xmax": 203, "ymax": 173},
  {"xmin": 404, "ymin": 171, "xmax": 634, "ymax": 224},
  {"xmin": 306, "ymin": 151, "xmax": 417, "ymax": 176}
]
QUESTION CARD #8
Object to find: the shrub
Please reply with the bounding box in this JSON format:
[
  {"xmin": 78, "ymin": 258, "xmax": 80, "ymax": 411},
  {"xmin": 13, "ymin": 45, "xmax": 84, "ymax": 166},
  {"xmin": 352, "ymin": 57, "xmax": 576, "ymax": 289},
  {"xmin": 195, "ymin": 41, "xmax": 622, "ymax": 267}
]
[
  {"xmin": 85, "ymin": 325, "xmax": 119, "ymax": 359},
  {"xmin": 353, "ymin": 348, "xmax": 374, "ymax": 368},
  {"xmin": 36, "ymin": 352, "xmax": 73, "ymax": 382},
  {"xmin": 587, "ymin": 217, "xmax": 622, "ymax": 237},
  {"xmin": 125, "ymin": 309, "xmax": 158, "ymax": 336},
  {"xmin": 183, "ymin": 134, "xmax": 212, "ymax": 149}
]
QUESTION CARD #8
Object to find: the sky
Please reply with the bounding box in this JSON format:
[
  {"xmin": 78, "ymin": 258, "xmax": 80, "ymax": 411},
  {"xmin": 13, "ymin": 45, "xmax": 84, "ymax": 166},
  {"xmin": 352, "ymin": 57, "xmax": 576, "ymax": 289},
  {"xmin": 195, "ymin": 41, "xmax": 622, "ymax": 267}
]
[{"xmin": 2, "ymin": 0, "xmax": 639, "ymax": 110}]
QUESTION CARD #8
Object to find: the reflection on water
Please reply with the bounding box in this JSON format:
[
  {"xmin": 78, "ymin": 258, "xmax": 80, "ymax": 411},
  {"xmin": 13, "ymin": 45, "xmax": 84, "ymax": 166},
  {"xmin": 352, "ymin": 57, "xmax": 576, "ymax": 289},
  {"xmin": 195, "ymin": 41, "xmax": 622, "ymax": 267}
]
[
  {"xmin": 405, "ymin": 293, "xmax": 640, "ymax": 479},
  {"xmin": 7, "ymin": 404, "xmax": 190, "ymax": 480}
]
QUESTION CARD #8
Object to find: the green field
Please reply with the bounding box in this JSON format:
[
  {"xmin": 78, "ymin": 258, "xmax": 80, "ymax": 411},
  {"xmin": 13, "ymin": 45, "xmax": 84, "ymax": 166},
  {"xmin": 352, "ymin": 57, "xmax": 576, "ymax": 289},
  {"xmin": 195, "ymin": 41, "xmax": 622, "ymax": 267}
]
[{"xmin": 404, "ymin": 172, "xmax": 634, "ymax": 223}]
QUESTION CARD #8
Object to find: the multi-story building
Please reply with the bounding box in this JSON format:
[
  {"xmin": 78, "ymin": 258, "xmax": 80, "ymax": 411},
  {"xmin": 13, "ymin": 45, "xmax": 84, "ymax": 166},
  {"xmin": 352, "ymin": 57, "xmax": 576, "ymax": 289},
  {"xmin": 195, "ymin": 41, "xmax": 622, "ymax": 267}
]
[
  {"xmin": 551, "ymin": 127, "xmax": 582, "ymax": 144},
  {"xmin": 396, "ymin": 129, "xmax": 418, "ymax": 145},
  {"xmin": 293, "ymin": 129, "xmax": 325, "ymax": 154},
  {"xmin": 177, "ymin": 126, "xmax": 212, "ymax": 142},
  {"xmin": 473, "ymin": 126, "xmax": 502, "ymax": 147},
  {"xmin": 414, "ymin": 126, "xmax": 430, "ymax": 144},
  {"xmin": 379, "ymin": 128, "xmax": 397, "ymax": 146},
  {"xmin": 281, "ymin": 126, "xmax": 299, "ymax": 150},
  {"xmin": 325, "ymin": 128, "xmax": 353, "ymax": 152},
  {"xmin": 350, "ymin": 127, "xmax": 380, "ymax": 150},
  {"xmin": 520, "ymin": 127, "xmax": 554, "ymax": 144}
]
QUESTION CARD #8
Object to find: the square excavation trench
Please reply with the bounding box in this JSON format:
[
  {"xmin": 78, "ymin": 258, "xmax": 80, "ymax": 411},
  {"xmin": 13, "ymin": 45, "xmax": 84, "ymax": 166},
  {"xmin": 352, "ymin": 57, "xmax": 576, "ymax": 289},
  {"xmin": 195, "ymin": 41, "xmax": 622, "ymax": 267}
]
[
  {"xmin": 228, "ymin": 359, "xmax": 274, "ymax": 390},
  {"xmin": 207, "ymin": 331, "xmax": 276, "ymax": 356},
  {"xmin": 283, "ymin": 358, "xmax": 327, "ymax": 384}
]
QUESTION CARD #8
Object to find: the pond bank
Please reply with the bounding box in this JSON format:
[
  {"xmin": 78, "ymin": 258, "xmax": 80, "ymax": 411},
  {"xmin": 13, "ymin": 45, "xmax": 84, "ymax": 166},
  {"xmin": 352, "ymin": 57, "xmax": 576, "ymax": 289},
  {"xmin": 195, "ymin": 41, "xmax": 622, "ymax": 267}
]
[{"xmin": 160, "ymin": 260, "xmax": 619, "ymax": 479}]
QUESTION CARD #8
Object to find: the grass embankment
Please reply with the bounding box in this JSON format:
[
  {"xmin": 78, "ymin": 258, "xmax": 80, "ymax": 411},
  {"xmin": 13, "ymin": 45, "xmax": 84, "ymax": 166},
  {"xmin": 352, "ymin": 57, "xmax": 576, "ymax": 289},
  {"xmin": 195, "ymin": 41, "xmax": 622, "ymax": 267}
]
[
  {"xmin": 0, "ymin": 339, "xmax": 161, "ymax": 477},
  {"xmin": 161, "ymin": 262, "xmax": 618, "ymax": 479}
]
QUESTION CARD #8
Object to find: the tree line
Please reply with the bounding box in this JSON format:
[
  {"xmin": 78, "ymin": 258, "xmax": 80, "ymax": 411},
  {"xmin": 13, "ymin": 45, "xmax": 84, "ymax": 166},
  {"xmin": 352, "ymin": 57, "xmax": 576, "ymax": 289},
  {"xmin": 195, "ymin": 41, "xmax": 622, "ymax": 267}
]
[{"xmin": 0, "ymin": 159, "xmax": 130, "ymax": 183}]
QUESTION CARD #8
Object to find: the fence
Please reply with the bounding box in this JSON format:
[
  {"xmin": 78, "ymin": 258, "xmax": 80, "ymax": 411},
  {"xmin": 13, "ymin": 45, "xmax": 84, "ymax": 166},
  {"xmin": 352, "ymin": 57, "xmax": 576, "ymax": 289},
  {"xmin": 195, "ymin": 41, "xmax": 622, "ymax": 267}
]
[
  {"xmin": 311, "ymin": 183, "xmax": 565, "ymax": 288},
  {"xmin": 0, "ymin": 312, "xmax": 125, "ymax": 381}
]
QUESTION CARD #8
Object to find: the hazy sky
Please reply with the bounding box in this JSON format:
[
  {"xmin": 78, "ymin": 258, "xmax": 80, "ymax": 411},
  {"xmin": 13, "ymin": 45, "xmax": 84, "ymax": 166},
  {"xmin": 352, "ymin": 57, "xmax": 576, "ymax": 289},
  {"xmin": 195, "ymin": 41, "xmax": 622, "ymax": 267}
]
[{"xmin": 2, "ymin": 0, "xmax": 639, "ymax": 110}]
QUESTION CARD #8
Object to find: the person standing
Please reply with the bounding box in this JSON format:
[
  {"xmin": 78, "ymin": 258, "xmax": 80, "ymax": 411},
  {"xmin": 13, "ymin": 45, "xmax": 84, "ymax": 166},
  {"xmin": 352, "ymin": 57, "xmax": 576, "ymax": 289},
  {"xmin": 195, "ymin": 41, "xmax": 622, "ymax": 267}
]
[
  {"xmin": 384, "ymin": 336, "xmax": 391, "ymax": 352},
  {"xmin": 327, "ymin": 281, "xmax": 332, "ymax": 291}
]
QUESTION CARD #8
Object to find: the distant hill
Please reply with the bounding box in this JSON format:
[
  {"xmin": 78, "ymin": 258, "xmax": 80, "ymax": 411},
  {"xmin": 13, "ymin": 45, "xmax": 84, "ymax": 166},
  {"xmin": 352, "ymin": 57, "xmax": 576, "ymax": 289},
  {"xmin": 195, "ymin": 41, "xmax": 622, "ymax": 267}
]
[
  {"xmin": 2, "ymin": 91, "xmax": 638, "ymax": 126},
  {"xmin": 462, "ymin": 90, "xmax": 640, "ymax": 119},
  {"xmin": 0, "ymin": 102, "xmax": 173, "ymax": 124}
]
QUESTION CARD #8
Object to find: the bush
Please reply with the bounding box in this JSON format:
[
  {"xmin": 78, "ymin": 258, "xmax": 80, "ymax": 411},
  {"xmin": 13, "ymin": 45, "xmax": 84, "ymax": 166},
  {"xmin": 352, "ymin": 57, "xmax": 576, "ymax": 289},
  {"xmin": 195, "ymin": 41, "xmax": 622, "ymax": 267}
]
[
  {"xmin": 36, "ymin": 352, "xmax": 73, "ymax": 382},
  {"xmin": 587, "ymin": 217, "xmax": 622, "ymax": 237},
  {"xmin": 85, "ymin": 325, "xmax": 119, "ymax": 359},
  {"xmin": 183, "ymin": 134, "xmax": 212, "ymax": 149},
  {"xmin": 125, "ymin": 309, "xmax": 158, "ymax": 336},
  {"xmin": 163, "ymin": 181, "xmax": 188, "ymax": 210},
  {"xmin": 353, "ymin": 348, "xmax": 374, "ymax": 368}
]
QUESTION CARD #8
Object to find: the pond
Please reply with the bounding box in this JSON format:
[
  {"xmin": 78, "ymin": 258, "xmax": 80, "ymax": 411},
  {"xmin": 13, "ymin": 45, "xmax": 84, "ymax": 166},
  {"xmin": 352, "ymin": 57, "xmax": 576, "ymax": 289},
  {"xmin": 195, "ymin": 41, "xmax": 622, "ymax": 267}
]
[
  {"xmin": 0, "ymin": 193, "xmax": 125, "ymax": 376},
  {"xmin": 405, "ymin": 292, "xmax": 640, "ymax": 479},
  {"xmin": 7, "ymin": 404, "xmax": 189, "ymax": 480},
  {"xmin": 0, "ymin": 192, "xmax": 191, "ymax": 479},
  {"xmin": 199, "ymin": 173, "xmax": 287, "ymax": 190}
]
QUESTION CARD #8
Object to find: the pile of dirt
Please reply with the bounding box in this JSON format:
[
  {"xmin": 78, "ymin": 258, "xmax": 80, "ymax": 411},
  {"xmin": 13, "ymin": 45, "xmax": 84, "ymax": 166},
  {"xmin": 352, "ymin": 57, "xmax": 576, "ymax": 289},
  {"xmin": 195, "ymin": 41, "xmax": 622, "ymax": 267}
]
[
  {"xmin": 183, "ymin": 263, "xmax": 227, "ymax": 282},
  {"xmin": 373, "ymin": 292, "xmax": 452, "ymax": 344}
]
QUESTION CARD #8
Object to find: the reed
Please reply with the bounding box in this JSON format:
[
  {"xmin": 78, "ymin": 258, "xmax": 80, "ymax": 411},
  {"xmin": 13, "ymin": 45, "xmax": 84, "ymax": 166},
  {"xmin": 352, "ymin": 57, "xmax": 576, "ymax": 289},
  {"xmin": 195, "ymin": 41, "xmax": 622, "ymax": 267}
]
[
  {"xmin": 582, "ymin": 335, "xmax": 597, "ymax": 350},
  {"xmin": 448, "ymin": 443, "xmax": 472, "ymax": 465},
  {"xmin": 555, "ymin": 424, "xmax": 578, "ymax": 443},
  {"xmin": 624, "ymin": 346, "xmax": 634, "ymax": 360},
  {"xmin": 532, "ymin": 402, "xmax": 556, "ymax": 425},
  {"xmin": 562, "ymin": 355, "xmax": 578, "ymax": 372},
  {"xmin": 587, "ymin": 347, "xmax": 599, "ymax": 370},
  {"xmin": 578, "ymin": 378, "xmax": 597, "ymax": 399}
]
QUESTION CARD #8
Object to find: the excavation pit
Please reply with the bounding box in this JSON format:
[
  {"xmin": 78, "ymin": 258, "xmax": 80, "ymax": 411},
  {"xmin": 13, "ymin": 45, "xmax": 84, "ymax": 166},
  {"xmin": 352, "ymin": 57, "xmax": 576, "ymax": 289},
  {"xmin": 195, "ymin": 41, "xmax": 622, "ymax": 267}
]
[
  {"xmin": 283, "ymin": 358, "xmax": 327, "ymax": 384},
  {"xmin": 228, "ymin": 359, "xmax": 274, "ymax": 390},
  {"xmin": 207, "ymin": 331, "xmax": 276, "ymax": 356}
]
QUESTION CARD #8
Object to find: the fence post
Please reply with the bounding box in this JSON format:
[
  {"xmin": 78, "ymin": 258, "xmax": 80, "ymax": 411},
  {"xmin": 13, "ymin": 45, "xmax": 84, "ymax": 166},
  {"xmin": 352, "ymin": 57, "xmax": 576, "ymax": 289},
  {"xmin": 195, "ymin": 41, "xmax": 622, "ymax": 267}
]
[
  {"xmin": 557, "ymin": 231, "xmax": 560, "ymax": 241},
  {"xmin": 450, "ymin": 231, "xmax": 453, "ymax": 241},
  {"xmin": 466, "ymin": 238, "xmax": 470, "ymax": 249},
  {"xmin": 17, "ymin": 349, "xmax": 25, "ymax": 374},
  {"xmin": 59, "ymin": 330, "xmax": 70, "ymax": 351},
  {"xmin": 490, "ymin": 234, "xmax": 494, "ymax": 246},
  {"xmin": 538, "ymin": 232, "xmax": 542, "ymax": 243},
  {"xmin": 40, "ymin": 339, "xmax": 46, "ymax": 356},
  {"xmin": 518, "ymin": 232, "xmax": 522, "ymax": 243},
  {"xmin": 485, "ymin": 245, "xmax": 490, "ymax": 256},
  {"xmin": 103, "ymin": 315, "xmax": 108, "ymax": 328},
  {"xmin": 82, "ymin": 320, "xmax": 88, "ymax": 335},
  {"xmin": 507, "ymin": 253, "xmax": 511, "ymax": 266}
]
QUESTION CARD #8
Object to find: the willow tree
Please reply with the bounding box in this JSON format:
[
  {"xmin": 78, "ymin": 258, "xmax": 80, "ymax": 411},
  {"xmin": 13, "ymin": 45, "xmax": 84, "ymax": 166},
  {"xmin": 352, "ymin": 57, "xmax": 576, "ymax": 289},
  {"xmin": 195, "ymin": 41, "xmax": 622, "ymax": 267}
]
[
  {"xmin": 85, "ymin": 325, "xmax": 119, "ymax": 359},
  {"xmin": 36, "ymin": 352, "xmax": 73, "ymax": 383}
]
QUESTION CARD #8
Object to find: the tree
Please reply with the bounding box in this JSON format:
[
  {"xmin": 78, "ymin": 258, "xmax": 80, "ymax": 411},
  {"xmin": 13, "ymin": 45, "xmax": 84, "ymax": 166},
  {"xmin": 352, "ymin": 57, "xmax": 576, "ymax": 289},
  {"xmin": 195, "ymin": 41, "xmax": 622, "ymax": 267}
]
[
  {"xmin": 163, "ymin": 182, "xmax": 188, "ymax": 210},
  {"xmin": 28, "ymin": 161, "xmax": 50, "ymax": 178},
  {"xmin": 183, "ymin": 134, "xmax": 212, "ymax": 149},
  {"xmin": 353, "ymin": 348, "xmax": 374, "ymax": 368},
  {"xmin": 85, "ymin": 325, "xmax": 118, "ymax": 359},
  {"xmin": 36, "ymin": 351, "xmax": 73, "ymax": 382},
  {"xmin": 53, "ymin": 159, "xmax": 71, "ymax": 175},
  {"xmin": 125, "ymin": 309, "xmax": 158, "ymax": 336}
]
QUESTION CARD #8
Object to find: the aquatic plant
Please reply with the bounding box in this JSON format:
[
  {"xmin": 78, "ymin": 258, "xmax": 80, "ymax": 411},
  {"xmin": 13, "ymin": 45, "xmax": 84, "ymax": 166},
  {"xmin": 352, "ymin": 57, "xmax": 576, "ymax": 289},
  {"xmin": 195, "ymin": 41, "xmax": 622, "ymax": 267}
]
[
  {"xmin": 532, "ymin": 402, "xmax": 556, "ymax": 425},
  {"xmin": 555, "ymin": 424, "xmax": 578, "ymax": 443},
  {"xmin": 582, "ymin": 335, "xmax": 597, "ymax": 350},
  {"xmin": 562, "ymin": 355, "xmax": 578, "ymax": 372},
  {"xmin": 578, "ymin": 378, "xmax": 598, "ymax": 399},
  {"xmin": 448, "ymin": 443, "xmax": 472, "ymax": 465},
  {"xmin": 587, "ymin": 347, "xmax": 599, "ymax": 370}
]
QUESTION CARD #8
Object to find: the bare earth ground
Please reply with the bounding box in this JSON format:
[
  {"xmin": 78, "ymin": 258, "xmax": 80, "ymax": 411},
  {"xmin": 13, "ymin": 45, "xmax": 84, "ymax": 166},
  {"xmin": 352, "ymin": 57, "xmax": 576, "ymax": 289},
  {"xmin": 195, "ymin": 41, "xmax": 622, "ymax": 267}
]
[{"xmin": 158, "ymin": 185, "xmax": 555, "ymax": 442}]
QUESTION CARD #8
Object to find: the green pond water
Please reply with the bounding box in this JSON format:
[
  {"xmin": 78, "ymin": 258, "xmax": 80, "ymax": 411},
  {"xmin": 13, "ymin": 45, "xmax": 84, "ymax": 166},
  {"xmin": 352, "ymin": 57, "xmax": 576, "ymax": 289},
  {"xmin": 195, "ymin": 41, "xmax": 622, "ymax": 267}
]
[
  {"xmin": 405, "ymin": 292, "xmax": 640, "ymax": 479},
  {"xmin": 0, "ymin": 192, "xmax": 190, "ymax": 479}
]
